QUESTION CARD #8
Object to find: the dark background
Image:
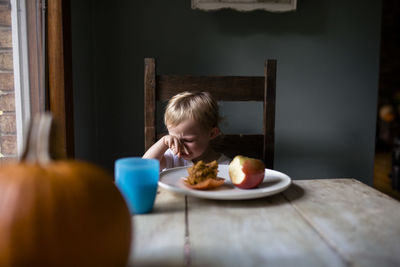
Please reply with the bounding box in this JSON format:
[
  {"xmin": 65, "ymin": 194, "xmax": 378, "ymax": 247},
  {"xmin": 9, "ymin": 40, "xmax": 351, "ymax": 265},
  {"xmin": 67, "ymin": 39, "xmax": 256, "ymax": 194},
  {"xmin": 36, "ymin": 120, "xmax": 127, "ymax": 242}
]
[{"xmin": 70, "ymin": 0, "xmax": 382, "ymax": 185}]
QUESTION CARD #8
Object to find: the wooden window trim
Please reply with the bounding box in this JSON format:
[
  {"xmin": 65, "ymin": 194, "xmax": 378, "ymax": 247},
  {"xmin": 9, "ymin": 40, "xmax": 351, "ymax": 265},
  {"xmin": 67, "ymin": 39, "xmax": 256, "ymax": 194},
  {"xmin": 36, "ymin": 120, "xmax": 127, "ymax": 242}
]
[
  {"xmin": 46, "ymin": 0, "xmax": 74, "ymax": 158},
  {"xmin": 24, "ymin": 0, "xmax": 74, "ymax": 158},
  {"xmin": 26, "ymin": 0, "xmax": 45, "ymax": 116}
]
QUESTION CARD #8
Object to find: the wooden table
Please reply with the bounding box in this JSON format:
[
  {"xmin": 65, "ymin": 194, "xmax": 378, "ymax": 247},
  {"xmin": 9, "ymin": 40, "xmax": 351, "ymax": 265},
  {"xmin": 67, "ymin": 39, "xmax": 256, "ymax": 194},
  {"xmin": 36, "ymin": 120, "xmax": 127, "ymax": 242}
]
[{"xmin": 129, "ymin": 179, "xmax": 400, "ymax": 267}]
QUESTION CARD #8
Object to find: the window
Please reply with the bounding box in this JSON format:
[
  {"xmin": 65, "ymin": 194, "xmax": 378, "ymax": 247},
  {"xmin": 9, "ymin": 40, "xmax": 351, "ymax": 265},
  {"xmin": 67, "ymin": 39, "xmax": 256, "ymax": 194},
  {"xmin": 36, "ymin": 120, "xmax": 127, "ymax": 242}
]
[{"xmin": 0, "ymin": 0, "xmax": 74, "ymax": 163}]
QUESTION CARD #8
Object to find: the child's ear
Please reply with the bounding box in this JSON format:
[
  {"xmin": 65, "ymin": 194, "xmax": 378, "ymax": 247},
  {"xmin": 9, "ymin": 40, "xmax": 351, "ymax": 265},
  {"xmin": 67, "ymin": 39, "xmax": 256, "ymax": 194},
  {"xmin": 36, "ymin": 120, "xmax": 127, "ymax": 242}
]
[{"xmin": 209, "ymin": 127, "xmax": 220, "ymax": 140}]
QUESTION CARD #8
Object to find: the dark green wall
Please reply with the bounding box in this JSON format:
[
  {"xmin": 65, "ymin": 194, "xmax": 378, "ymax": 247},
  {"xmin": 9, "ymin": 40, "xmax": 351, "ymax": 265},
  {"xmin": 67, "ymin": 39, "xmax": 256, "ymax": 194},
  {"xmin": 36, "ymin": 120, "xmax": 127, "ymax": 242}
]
[{"xmin": 71, "ymin": 0, "xmax": 382, "ymax": 185}]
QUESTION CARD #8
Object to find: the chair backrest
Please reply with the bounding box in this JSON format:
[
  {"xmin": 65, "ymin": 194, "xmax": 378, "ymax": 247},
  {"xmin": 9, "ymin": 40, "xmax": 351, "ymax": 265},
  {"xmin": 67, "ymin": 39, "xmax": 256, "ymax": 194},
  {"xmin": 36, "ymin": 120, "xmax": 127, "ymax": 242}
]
[{"xmin": 144, "ymin": 58, "xmax": 276, "ymax": 169}]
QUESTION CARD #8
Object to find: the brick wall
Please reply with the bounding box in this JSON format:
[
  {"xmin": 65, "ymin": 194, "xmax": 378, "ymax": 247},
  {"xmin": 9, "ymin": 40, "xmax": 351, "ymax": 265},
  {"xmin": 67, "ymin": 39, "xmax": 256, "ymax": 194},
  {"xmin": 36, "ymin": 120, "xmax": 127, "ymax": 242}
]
[{"xmin": 0, "ymin": 0, "xmax": 17, "ymax": 163}]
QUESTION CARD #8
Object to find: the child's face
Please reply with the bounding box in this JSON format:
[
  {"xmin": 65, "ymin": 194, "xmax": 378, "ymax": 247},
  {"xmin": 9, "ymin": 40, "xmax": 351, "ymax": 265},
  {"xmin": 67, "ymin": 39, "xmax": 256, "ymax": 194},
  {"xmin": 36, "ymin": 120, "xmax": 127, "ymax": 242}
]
[{"xmin": 167, "ymin": 119, "xmax": 218, "ymax": 161}]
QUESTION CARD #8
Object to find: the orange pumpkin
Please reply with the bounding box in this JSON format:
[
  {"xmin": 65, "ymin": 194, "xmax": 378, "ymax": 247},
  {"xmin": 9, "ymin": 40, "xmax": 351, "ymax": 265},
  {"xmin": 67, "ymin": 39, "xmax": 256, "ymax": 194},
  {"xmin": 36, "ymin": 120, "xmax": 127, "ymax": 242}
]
[{"xmin": 0, "ymin": 113, "xmax": 132, "ymax": 266}]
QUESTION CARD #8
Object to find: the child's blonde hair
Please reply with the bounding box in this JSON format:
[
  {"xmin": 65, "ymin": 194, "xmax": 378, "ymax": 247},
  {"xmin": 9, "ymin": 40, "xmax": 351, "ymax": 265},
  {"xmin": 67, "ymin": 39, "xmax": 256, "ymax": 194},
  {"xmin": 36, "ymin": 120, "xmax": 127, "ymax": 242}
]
[{"xmin": 164, "ymin": 91, "xmax": 220, "ymax": 130}]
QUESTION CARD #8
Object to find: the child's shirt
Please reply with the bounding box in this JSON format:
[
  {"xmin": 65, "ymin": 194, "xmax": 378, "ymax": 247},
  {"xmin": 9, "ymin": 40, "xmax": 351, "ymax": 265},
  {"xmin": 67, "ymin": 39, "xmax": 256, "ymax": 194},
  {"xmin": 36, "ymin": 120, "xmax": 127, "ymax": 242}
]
[{"xmin": 163, "ymin": 149, "xmax": 231, "ymax": 170}]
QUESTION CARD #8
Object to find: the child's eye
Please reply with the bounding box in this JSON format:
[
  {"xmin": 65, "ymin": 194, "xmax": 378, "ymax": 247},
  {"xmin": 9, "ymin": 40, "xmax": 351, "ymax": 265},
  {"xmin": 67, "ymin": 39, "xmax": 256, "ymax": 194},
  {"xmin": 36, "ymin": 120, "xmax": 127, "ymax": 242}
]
[{"xmin": 182, "ymin": 139, "xmax": 194, "ymax": 143}]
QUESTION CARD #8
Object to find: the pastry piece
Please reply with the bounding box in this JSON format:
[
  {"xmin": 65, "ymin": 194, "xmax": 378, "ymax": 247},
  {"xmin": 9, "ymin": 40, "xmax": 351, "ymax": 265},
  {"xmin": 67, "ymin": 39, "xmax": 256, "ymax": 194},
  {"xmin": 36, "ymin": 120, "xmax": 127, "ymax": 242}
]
[{"xmin": 183, "ymin": 160, "xmax": 224, "ymax": 190}]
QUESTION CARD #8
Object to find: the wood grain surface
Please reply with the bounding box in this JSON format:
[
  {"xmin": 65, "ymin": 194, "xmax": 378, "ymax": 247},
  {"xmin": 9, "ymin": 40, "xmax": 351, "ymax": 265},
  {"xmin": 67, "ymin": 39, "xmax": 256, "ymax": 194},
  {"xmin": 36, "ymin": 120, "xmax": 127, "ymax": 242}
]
[
  {"xmin": 129, "ymin": 179, "xmax": 400, "ymax": 267},
  {"xmin": 130, "ymin": 189, "xmax": 186, "ymax": 266},
  {"xmin": 284, "ymin": 179, "xmax": 400, "ymax": 267}
]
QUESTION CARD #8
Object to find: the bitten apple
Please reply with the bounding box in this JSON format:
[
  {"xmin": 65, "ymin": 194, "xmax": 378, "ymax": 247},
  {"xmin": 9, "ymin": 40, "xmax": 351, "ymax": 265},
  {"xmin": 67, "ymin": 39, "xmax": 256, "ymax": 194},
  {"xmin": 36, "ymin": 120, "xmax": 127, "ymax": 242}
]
[{"xmin": 229, "ymin": 155, "xmax": 265, "ymax": 189}]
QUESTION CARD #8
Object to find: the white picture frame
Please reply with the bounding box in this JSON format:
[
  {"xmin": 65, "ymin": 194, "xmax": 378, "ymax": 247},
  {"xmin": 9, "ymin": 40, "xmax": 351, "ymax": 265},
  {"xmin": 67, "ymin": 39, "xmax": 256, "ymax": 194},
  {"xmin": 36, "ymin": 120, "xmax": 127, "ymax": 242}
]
[{"xmin": 191, "ymin": 0, "xmax": 297, "ymax": 12}]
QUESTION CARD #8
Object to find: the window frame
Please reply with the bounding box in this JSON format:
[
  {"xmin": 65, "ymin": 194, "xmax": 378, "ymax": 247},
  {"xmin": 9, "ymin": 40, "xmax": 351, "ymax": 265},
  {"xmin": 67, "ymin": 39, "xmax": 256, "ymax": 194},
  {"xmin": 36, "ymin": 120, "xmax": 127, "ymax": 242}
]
[
  {"xmin": 11, "ymin": 0, "xmax": 31, "ymax": 156},
  {"xmin": 10, "ymin": 0, "xmax": 74, "ymax": 159}
]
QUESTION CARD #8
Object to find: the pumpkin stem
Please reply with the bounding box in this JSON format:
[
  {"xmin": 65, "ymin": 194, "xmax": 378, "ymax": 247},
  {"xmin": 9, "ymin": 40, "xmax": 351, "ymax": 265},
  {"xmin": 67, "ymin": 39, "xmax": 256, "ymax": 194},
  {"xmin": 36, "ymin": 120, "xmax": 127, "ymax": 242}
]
[{"xmin": 20, "ymin": 113, "xmax": 53, "ymax": 164}]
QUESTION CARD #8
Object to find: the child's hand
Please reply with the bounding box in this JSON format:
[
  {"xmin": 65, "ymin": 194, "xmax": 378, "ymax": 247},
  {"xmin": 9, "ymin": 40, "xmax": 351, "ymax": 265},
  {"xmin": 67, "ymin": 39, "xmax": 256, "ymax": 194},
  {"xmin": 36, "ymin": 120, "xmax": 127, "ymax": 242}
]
[{"xmin": 163, "ymin": 135, "xmax": 189, "ymax": 157}]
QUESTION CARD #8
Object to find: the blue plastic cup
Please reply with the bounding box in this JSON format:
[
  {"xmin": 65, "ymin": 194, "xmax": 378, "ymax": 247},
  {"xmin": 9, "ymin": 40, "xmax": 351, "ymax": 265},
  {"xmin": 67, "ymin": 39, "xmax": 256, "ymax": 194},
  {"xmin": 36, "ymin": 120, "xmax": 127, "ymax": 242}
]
[{"xmin": 115, "ymin": 158, "xmax": 159, "ymax": 214}]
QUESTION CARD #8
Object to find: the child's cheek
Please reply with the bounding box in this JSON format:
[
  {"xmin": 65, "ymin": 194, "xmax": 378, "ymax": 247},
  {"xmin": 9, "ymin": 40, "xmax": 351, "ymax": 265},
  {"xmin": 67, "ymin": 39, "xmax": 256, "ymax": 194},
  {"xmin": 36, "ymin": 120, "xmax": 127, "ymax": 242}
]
[
  {"xmin": 185, "ymin": 143, "xmax": 193, "ymax": 151},
  {"xmin": 187, "ymin": 143, "xmax": 198, "ymax": 154}
]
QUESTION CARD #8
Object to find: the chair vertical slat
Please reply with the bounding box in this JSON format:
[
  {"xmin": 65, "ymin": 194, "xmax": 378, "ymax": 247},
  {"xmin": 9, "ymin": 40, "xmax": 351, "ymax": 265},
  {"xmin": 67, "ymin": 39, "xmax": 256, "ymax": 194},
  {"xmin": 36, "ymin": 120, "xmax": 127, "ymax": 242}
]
[
  {"xmin": 264, "ymin": 59, "xmax": 276, "ymax": 169},
  {"xmin": 144, "ymin": 58, "xmax": 156, "ymax": 151}
]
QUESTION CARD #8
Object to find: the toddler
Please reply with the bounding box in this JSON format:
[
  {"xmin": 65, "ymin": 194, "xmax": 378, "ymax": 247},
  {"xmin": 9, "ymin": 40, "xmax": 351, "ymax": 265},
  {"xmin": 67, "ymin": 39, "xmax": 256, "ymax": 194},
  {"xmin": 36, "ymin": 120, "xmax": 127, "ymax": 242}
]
[{"xmin": 143, "ymin": 91, "xmax": 231, "ymax": 170}]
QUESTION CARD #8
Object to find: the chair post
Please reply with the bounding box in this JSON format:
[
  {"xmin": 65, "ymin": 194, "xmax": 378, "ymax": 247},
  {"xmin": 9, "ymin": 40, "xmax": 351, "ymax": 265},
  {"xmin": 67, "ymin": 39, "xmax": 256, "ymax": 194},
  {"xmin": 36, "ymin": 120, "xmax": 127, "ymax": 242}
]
[
  {"xmin": 264, "ymin": 59, "xmax": 276, "ymax": 169},
  {"xmin": 144, "ymin": 58, "xmax": 156, "ymax": 151}
]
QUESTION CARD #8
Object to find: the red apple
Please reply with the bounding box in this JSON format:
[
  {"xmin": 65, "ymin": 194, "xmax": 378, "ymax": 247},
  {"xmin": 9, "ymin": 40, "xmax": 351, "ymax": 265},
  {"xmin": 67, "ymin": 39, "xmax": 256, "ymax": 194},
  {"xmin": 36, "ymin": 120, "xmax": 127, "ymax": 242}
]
[{"xmin": 229, "ymin": 155, "xmax": 265, "ymax": 189}]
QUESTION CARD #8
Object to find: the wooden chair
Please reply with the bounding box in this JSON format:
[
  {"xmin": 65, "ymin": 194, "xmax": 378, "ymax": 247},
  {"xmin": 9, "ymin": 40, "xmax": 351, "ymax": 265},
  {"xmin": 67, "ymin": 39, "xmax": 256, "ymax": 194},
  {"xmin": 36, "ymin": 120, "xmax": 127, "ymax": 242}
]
[{"xmin": 144, "ymin": 58, "xmax": 276, "ymax": 169}]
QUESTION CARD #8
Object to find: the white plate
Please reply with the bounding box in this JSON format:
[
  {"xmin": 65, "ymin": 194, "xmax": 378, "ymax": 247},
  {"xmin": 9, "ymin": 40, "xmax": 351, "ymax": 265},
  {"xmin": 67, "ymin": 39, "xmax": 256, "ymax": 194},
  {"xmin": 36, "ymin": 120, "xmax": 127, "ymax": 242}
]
[{"xmin": 158, "ymin": 164, "xmax": 291, "ymax": 200}]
